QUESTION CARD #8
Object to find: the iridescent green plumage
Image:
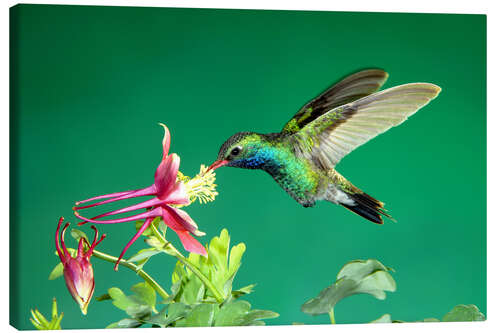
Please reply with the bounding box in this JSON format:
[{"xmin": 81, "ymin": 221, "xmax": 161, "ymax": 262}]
[{"xmin": 210, "ymin": 69, "xmax": 441, "ymax": 224}]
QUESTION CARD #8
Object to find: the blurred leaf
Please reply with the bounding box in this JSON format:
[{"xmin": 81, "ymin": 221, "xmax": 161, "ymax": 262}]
[
  {"xmin": 30, "ymin": 299, "xmax": 63, "ymax": 330},
  {"xmin": 208, "ymin": 229, "xmax": 230, "ymax": 273},
  {"xmin": 135, "ymin": 217, "xmax": 161, "ymax": 237},
  {"xmin": 240, "ymin": 309, "xmax": 279, "ymax": 326},
  {"xmin": 70, "ymin": 228, "xmax": 88, "ymax": 242},
  {"xmin": 48, "ymin": 263, "xmax": 64, "ymax": 280},
  {"xmin": 371, "ymin": 314, "xmax": 392, "ymax": 323},
  {"xmin": 442, "ymin": 304, "xmax": 485, "ymax": 322},
  {"xmin": 127, "ymin": 248, "xmax": 162, "ymax": 263},
  {"xmin": 106, "ymin": 318, "xmax": 142, "ymax": 328},
  {"xmin": 96, "ymin": 293, "xmax": 111, "ymax": 301},
  {"xmin": 214, "ymin": 300, "xmax": 251, "ymax": 326},
  {"xmin": 422, "ymin": 318, "xmax": 440, "ymax": 322},
  {"xmin": 301, "ymin": 259, "xmax": 396, "ymax": 315},
  {"xmin": 176, "ymin": 303, "xmax": 218, "ymax": 327}
]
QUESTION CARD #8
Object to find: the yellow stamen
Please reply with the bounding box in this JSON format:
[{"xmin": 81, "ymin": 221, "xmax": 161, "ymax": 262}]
[{"xmin": 178, "ymin": 165, "xmax": 218, "ymax": 204}]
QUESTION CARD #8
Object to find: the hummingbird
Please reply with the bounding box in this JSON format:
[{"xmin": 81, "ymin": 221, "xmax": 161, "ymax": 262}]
[{"xmin": 208, "ymin": 69, "xmax": 441, "ymax": 224}]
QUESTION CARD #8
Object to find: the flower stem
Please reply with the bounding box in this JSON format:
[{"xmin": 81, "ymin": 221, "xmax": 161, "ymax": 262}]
[
  {"xmin": 91, "ymin": 249, "xmax": 170, "ymax": 300},
  {"xmin": 149, "ymin": 224, "xmax": 225, "ymax": 303},
  {"xmin": 328, "ymin": 308, "xmax": 336, "ymax": 324}
]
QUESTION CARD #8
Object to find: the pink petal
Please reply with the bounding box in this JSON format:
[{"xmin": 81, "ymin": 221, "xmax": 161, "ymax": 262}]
[
  {"xmin": 158, "ymin": 123, "xmax": 171, "ymax": 159},
  {"xmin": 74, "ymin": 185, "xmax": 157, "ymax": 211},
  {"xmin": 161, "ymin": 206, "xmax": 199, "ymax": 234},
  {"xmin": 75, "ymin": 207, "xmax": 163, "ymax": 224},
  {"xmin": 91, "ymin": 197, "xmax": 163, "ymax": 220},
  {"xmin": 175, "ymin": 230, "xmax": 207, "ymax": 257},
  {"xmin": 113, "ymin": 217, "xmax": 153, "ymax": 271},
  {"xmin": 154, "ymin": 154, "xmax": 180, "ymax": 199},
  {"xmin": 162, "ymin": 182, "xmax": 190, "ymax": 205}
]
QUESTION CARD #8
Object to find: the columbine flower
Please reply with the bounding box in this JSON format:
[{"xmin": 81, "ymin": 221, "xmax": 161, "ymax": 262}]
[
  {"xmin": 73, "ymin": 124, "xmax": 217, "ymax": 269},
  {"xmin": 55, "ymin": 217, "xmax": 105, "ymax": 315}
]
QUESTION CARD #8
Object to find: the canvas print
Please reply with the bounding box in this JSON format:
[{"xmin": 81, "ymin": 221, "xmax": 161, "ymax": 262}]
[{"xmin": 9, "ymin": 4, "xmax": 486, "ymax": 329}]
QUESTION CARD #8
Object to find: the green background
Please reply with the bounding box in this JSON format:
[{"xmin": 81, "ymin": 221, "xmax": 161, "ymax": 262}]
[{"xmin": 10, "ymin": 4, "xmax": 486, "ymax": 329}]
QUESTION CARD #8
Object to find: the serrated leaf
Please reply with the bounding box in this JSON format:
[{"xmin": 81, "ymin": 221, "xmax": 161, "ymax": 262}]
[
  {"xmin": 301, "ymin": 259, "xmax": 396, "ymax": 315},
  {"xmin": 48, "ymin": 263, "xmax": 64, "ymax": 280},
  {"xmin": 214, "ymin": 300, "xmax": 251, "ymax": 326},
  {"xmin": 176, "ymin": 303, "xmax": 217, "ymax": 327},
  {"xmin": 106, "ymin": 318, "xmax": 142, "ymax": 328},
  {"xmin": 442, "ymin": 304, "xmax": 485, "ymax": 322},
  {"xmin": 371, "ymin": 314, "xmax": 392, "ymax": 323}
]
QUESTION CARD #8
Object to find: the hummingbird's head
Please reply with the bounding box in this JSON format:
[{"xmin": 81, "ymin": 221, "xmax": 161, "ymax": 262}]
[{"xmin": 208, "ymin": 132, "xmax": 267, "ymax": 171}]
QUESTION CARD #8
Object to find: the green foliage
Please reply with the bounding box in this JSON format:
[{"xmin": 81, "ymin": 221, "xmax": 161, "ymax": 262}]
[
  {"xmin": 170, "ymin": 228, "xmax": 251, "ymax": 302},
  {"xmin": 442, "ymin": 304, "xmax": 485, "ymax": 322},
  {"xmin": 302, "ymin": 259, "xmax": 396, "ymax": 315},
  {"xmin": 30, "ymin": 298, "xmax": 64, "ymax": 330},
  {"xmin": 377, "ymin": 304, "xmax": 485, "ymax": 324},
  {"xmin": 103, "ymin": 228, "xmax": 278, "ymax": 328}
]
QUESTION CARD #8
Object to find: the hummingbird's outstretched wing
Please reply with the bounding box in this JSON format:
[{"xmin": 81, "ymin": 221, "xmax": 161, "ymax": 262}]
[
  {"xmin": 282, "ymin": 69, "xmax": 389, "ymax": 135},
  {"xmin": 289, "ymin": 83, "xmax": 441, "ymax": 169}
]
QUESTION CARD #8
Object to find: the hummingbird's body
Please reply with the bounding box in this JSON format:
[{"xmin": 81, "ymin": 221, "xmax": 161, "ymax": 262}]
[{"xmin": 209, "ymin": 69, "xmax": 441, "ymax": 224}]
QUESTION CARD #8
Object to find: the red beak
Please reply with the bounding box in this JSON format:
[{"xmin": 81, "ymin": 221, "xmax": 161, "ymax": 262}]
[{"xmin": 207, "ymin": 160, "xmax": 229, "ymax": 172}]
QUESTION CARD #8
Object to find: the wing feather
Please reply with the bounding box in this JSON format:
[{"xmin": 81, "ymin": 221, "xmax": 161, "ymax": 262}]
[
  {"xmin": 282, "ymin": 69, "xmax": 389, "ymax": 134},
  {"xmin": 290, "ymin": 83, "xmax": 441, "ymax": 168}
]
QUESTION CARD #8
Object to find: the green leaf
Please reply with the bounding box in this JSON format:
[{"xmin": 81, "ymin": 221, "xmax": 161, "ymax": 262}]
[
  {"xmin": 214, "ymin": 300, "xmax": 251, "ymax": 326},
  {"xmin": 108, "ymin": 282, "xmax": 157, "ymax": 319},
  {"xmin": 48, "ymin": 263, "xmax": 64, "ymax": 280},
  {"xmin": 30, "ymin": 299, "xmax": 63, "ymax": 330},
  {"xmin": 96, "ymin": 293, "xmax": 111, "ymax": 301},
  {"xmin": 180, "ymin": 277, "xmax": 205, "ymax": 305},
  {"xmin": 176, "ymin": 303, "xmax": 217, "ymax": 327},
  {"xmin": 232, "ymin": 284, "xmax": 256, "ymax": 298},
  {"xmin": 127, "ymin": 248, "xmax": 162, "ymax": 263},
  {"xmin": 240, "ymin": 309, "xmax": 279, "ymax": 326},
  {"xmin": 131, "ymin": 282, "xmax": 157, "ymax": 311},
  {"xmin": 442, "ymin": 304, "xmax": 485, "ymax": 322},
  {"xmin": 164, "ymin": 303, "xmax": 189, "ymax": 326},
  {"xmin": 371, "ymin": 314, "xmax": 392, "ymax": 323},
  {"xmin": 301, "ymin": 259, "xmax": 396, "ymax": 315},
  {"xmin": 228, "ymin": 243, "xmax": 246, "ymax": 276},
  {"xmin": 70, "ymin": 228, "xmax": 88, "ymax": 242},
  {"xmin": 144, "ymin": 307, "xmax": 169, "ymax": 328},
  {"xmin": 106, "ymin": 318, "xmax": 142, "ymax": 328},
  {"xmin": 208, "ymin": 228, "xmax": 230, "ymax": 273}
]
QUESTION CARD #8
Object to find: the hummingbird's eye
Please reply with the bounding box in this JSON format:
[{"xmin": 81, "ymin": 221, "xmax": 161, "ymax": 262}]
[{"xmin": 230, "ymin": 146, "xmax": 242, "ymax": 156}]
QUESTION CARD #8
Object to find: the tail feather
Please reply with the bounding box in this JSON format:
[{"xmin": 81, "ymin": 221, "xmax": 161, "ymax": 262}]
[{"xmin": 341, "ymin": 192, "xmax": 393, "ymax": 224}]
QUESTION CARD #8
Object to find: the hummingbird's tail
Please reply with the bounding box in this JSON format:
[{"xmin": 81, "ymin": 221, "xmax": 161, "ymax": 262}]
[
  {"xmin": 339, "ymin": 191, "xmax": 392, "ymax": 224},
  {"xmin": 326, "ymin": 170, "xmax": 393, "ymax": 224}
]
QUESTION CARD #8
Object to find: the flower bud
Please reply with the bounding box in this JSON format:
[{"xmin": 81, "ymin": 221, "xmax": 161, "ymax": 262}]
[{"xmin": 55, "ymin": 217, "xmax": 105, "ymax": 315}]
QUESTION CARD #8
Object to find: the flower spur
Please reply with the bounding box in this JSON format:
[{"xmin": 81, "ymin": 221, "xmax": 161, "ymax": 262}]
[{"xmin": 73, "ymin": 124, "xmax": 208, "ymax": 270}]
